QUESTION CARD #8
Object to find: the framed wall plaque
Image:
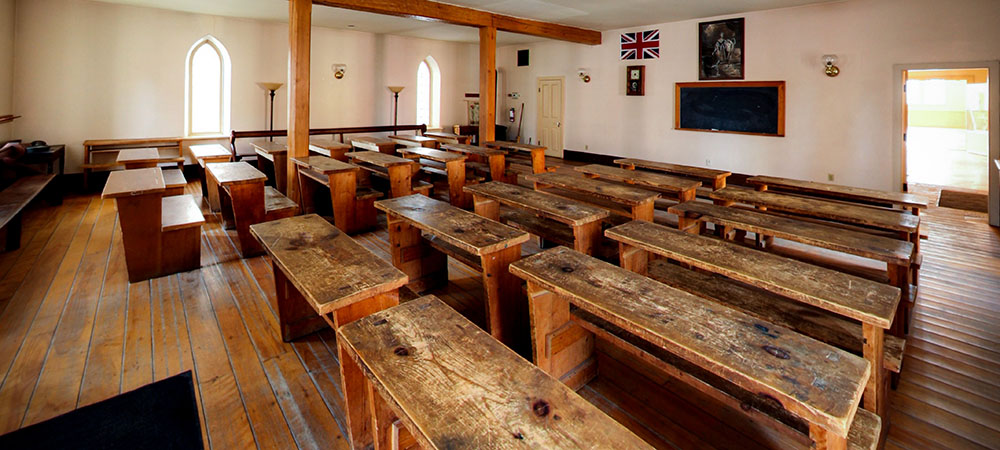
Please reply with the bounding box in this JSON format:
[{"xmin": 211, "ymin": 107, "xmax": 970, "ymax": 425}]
[{"xmin": 626, "ymin": 65, "xmax": 645, "ymax": 96}]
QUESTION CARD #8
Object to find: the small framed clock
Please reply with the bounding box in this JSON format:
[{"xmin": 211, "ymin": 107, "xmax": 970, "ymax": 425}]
[{"xmin": 626, "ymin": 65, "xmax": 645, "ymax": 96}]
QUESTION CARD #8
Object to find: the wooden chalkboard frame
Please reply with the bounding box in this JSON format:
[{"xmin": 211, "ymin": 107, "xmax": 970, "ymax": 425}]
[{"xmin": 674, "ymin": 81, "xmax": 785, "ymax": 137}]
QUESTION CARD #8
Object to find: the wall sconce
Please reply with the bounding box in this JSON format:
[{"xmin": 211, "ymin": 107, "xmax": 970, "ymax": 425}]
[
  {"xmin": 332, "ymin": 64, "xmax": 347, "ymax": 79},
  {"xmin": 577, "ymin": 68, "xmax": 591, "ymax": 83},
  {"xmin": 823, "ymin": 55, "xmax": 840, "ymax": 77}
]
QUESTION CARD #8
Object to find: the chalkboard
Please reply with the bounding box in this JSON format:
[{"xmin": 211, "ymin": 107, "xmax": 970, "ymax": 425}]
[{"xmin": 675, "ymin": 81, "xmax": 785, "ymax": 136}]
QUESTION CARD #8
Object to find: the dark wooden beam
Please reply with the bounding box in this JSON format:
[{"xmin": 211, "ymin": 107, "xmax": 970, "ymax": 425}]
[
  {"xmin": 311, "ymin": 0, "xmax": 601, "ymax": 45},
  {"xmin": 288, "ymin": 0, "xmax": 312, "ymax": 204}
]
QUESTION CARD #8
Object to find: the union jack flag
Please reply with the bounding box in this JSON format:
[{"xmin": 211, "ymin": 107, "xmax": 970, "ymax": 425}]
[{"xmin": 621, "ymin": 29, "xmax": 659, "ymax": 60}]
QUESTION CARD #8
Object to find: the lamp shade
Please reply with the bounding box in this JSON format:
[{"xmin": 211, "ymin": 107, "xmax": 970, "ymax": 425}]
[
  {"xmin": 388, "ymin": 86, "xmax": 405, "ymax": 94},
  {"xmin": 256, "ymin": 82, "xmax": 284, "ymax": 92}
]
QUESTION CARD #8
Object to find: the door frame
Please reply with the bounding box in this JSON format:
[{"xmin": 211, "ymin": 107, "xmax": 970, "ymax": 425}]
[
  {"xmin": 536, "ymin": 76, "xmax": 565, "ymax": 158},
  {"xmin": 892, "ymin": 60, "xmax": 1000, "ymax": 226}
]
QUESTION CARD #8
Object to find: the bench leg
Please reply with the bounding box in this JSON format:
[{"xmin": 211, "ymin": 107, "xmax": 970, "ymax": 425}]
[
  {"xmin": 862, "ymin": 324, "xmax": 889, "ymax": 419},
  {"xmin": 274, "ymin": 263, "xmax": 328, "ymax": 341},
  {"xmin": 367, "ymin": 380, "xmax": 396, "ymax": 450},
  {"xmin": 330, "ymin": 172, "xmax": 358, "ymax": 233},
  {"xmin": 388, "ymin": 166, "xmax": 413, "ymax": 198},
  {"xmin": 618, "ymin": 243, "xmax": 649, "ymax": 276},
  {"xmin": 631, "ymin": 200, "xmax": 655, "ymax": 222},
  {"xmin": 274, "ymin": 154, "xmax": 288, "ymax": 194},
  {"xmin": 526, "ymin": 282, "xmax": 595, "ymax": 390},
  {"xmin": 206, "ymin": 168, "xmax": 223, "ymax": 212},
  {"xmin": 114, "ymin": 194, "xmax": 163, "ymax": 283},
  {"xmin": 3, "ymin": 213, "xmax": 21, "ymax": 252},
  {"xmin": 296, "ymin": 172, "xmax": 319, "ymax": 216},
  {"xmin": 530, "ymin": 149, "xmax": 546, "ymax": 174},
  {"xmin": 488, "ymin": 155, "xmax": 506, "ymax": 182},
  {"xmin": 572, "ymin": 221, "xmax": 602, "ymax": 256},
  {"xmin": 887, "ymin": 263, "xmax": 908, "ymax": 338},
  {"xmin": 472, "ymin": 195, "xmax": 499, "ymax": 221},
  {"xmin": 480, "ymin": 245, "xmax": 528, "ymax": 355},
  {"xmin": 446, "ymin": 160, "xmax": 469, "ymax": 208},
  {"xmin": 809, "ymin": 424, "xmax": 847, "ymax": 450},
  {"xmin": 388, "ymin": 215, "xmax": 447, "ymax": 292},
  {"xmin": 229, "ymin": 183, "xmax": 266, "ymax": 257}
]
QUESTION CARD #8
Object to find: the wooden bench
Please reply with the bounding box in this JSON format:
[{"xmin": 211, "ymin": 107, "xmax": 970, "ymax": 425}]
[
  {"xmin": 350, "ymin": 136, "xmax": 397, "ymax": 155},
  {"xmin": 345, "ymin": 150, "xmax": 432, "ymax": 198},
  {"xmin": 248, "ymin": 214, "xmax": 408, "ymax": 450},
  {"xmin": 483, "ymin": 140, "xmax": 550, "ymax": 174},
  {"xmin": 375, "ymin": 194, "xmax": 530, "ymax": 352},
  {"xmin": 397, "ymin": 147, "xmax": 471, "ymax": 208},
  {"xmin": 614, "ymin": 158, "xmax": 731, "ymax": 190},
  {"xmin": 102, "ymin": 168, "xmax": 204, "ymax": 282},
  {"xmin": 424, "ymin": 131, "xmax": 471, "ymax": 145},
  {"xmin": 747, "ymin": 175, "xmax": 929, "ymax": 214},
  {"xmin": 337, "ymin": 295, "xmax": 651, "ymax": 450},
  {"xmin": 575, "ymin": 163, "xmax": 701, "ymax": 203},
  {"xmin": 308, "ymin": 138, "xmax": 352, "ymax": 161},
  {"xmin": 0, "ymin": 174, "xmax": 55, "ymax": 252},
  {"xmin": 251, "ymin": 140, "xmax": 289, "ymax": 194},
  {"xmin": 190, "ymin": 144, "xmax": 232, "ymax": 209},
  {"xmin": 161, "ymin": 168, "xmax": 187, "ymax": 196},
  {"xmin": 293, "ymin": 156, "xmax": 381, "ymax": 234},
  {"xmin": 389, "ymin": 134, "xmax": 439, "ymax": 149},
  {"xmin": 605, "ymin": 220, "xmax": 900, "ymax": 420},
  {"xmin": 526, "ymin": 172, "xmax": 660, "ymax": 222},
  {"xmin": 206, "ymin": 161, "xmax": 298, "ymax": 257},
  {"xmin": 509, "ymin": 246, "xmax": 879, "ymax": 450},
  {"xmin": 464, "ymin": 181, "xmax": 609, "ymax": 256},
  {"xmin": 440, "ymin": 143, "xmax": 516, "ymax": 183}
]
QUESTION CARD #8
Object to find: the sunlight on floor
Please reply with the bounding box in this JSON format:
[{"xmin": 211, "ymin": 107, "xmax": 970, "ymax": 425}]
[{"xmin": 906, "ymin": 126, "xmax": 988, "ymax": 192}]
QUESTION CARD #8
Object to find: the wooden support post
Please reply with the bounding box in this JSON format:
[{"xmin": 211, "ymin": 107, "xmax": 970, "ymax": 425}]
[
  {"xmin": 632, "ymin": 199, "xmax": 655, "ymax": 222},
  {"xmin": 480, "ymin": 245, "xmax": 526, "ymax": 354},
  {"xmin": 274, "ymin": 261, "xmax": 328, "ymax": 341},
  {"xmin": 287, "ymin": 0, "xmax": 311, "ymax": 205},
  {"xmin": 525, "ymin": 282, "xmax": 595, "ymax": 390},
  {"xmin": 863, "ymin": 324, "xmax": 888, "ymax": 419},
  {"xmin": 472, "ymin": 194, "xmax": 500, "ymax": 221},
  {"xmin": 571, "ymin": 220, "xmax": 602, "ymax": 256},
  {"xmin": 388, "ymin": 214, "xmax": 447, "ymax": 292},
  {"xmin": 330, "ymin": 171, "xmax": 358, "ymax": 233},
  {"xmin": 618, "ymin": 242, "xmax": 648, "ymax": 276},
  {"xmin": 445, "ymin": 159, "xmax": 469, "ymax": 208},
  {"xmin": 479, "ymin": 26, "xmax": 496, "ymax": 145}
]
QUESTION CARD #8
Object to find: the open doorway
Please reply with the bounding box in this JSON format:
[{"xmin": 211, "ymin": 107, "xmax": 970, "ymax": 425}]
[{"xmin": 894, "ymin": 61, "xmax": 1000, "ymax": 226}]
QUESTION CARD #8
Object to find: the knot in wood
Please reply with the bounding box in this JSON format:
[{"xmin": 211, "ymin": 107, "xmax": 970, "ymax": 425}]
[
  {"xmin": 372, "ymin": 318, "xmax": 388, "ymax": 326},
  {"xmin": 393, "ymin": 346, "xmax": 410, "ymax": 356},
  {"xmin": 532, "ymin": 400, "xmax": 550, "ymax": 417},
  {"xmin": 762, "ymin": 345, "xmax": 790, "ymax": 360},
  {"xmin": 561, "ymin": 266, "xmax": 574, "ymax": 273}
]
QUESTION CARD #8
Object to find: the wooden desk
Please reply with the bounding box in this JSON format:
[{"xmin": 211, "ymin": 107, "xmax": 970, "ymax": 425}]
[
  {"xmin": 614, "ymin": 158, "xmax": 731, "ymax": 191},
  {"xmin": 102, "ymin": 168, "xmax": 165, "ymax": 281},
  {"xmin": 375, "ymin": 194, "xmax": 530, "ymax": 352},
  {"xmin": 83, "ymin": 137, "xmax": 183, "ymax": 188},
  {"xmin": 389, "ymin": 134, "xmax": 438, "ymax": 148},
  {"xmin": 440, "ymin": 143, "xmax": 511, "ymax": 182},
  {"xmin": 526, "ymin": 172, "xmax": 660, "ymax": 221},
  {"xmin": 249, "ymin": 214, "xmax": 407, "ymax": 450},
  {"xmin": 206, "ymin": 162, "xmax": 268, "ymax": 257},
  {"xmin": 346, "ymin": 151, "xmax": 419, "ymax": 198},
  {"xmin": 747, "ymin": 176, "xmax": 928, "ymax": 214},
  {"xmin": 483, "ymin": 140, "xmax": 548, "ymax": 174},
  {"xmin": 425, "ymin": 131, "xmax": 471, "ymax": 145},
  {"xmin": 337, "ymin": 295, "xmax": 651, "ymax": 450},
  {"xmin": 308, "ymin": 138, "xmax": 351, "ymax": 161},
  {"xmin": 293, "ymin": 156, "xmax": 379, "ymax": 234},
  {"xmin": 576, "ymin": 164, "xmax": 701, "ymax": 203},
  {"xmin": 190, "ymin": 144, "xmax": 232, "ymax": 210},
  {"xmin": 350, "ymin": 136, "xmax": 397, "ymax": 154},
  {"xmin": 464, "ymin": 181, "xmax": 609, "ymax": 256},
  {"xmin": 606, "ymin": 220, "xmax": 900, "ymax": 419},
  {"xmin": 251, "ymin": 140, "xmax": 289, "ymax": 194},
  {"xmin": 116, "ymin": 148, "xmax": 162, "ymax": 169},
  {"xmin": 397, "ymin": 147, "xmax": 469, "ymax": 208}
]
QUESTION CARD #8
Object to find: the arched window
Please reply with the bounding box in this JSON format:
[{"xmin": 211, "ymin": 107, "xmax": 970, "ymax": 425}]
[
  {"xmin": 416, "ymin": 56, "xmax": 441, "ymax": 128},
  {"xmin": 185, "ymin": 36, "xmax": 231, "ymax": 136}
]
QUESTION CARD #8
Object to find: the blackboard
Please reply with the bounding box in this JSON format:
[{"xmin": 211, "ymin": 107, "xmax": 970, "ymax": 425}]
[{"xmin": 675, "ymin": 81, "xmax": 785, "ymax": 136}]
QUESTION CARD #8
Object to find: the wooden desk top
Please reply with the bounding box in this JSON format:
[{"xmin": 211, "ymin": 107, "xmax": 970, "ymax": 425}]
[
  {"xmin": 464, "ymin": 182, "xmax": 609, "ymax": 227},
  {"xmin": 576, "ymin": 164, "xmax": 702, "ymax": 194},
  {"xmin": 398, "ymin": 147, "xmax": 466, "ymax": 163},
  {"xmin": 206, "ymin": 162, "xmax": 267, "ymax": 186},
  {"xmin": 526, "ymin": 172, "xmax": 660, "ymax": 206},
  {"xmin": 351, "ymin": 135, "xmax": 394, "ymax": 145},
  {"xmin": 483, "ymin": 140, "xmax": 546, "ymax": 152},
  {"xmin": 309, "ymin": 139, "xmax": 351, "ymax": 151},
  {"xmin": 189, "ymin": 144, "xmax": 231, "ymax": 159},
  {"xmin": 670, "ymin": 202, "xmax": 914, "ymax": 266},
  {"xmin": 292, "ymin": 156, "xmax": 358, "ymax": 175},
  {"xmin": 614, "ymin": 158, "xmax": 731, "ymax": 182},
  {"xmin": 251, "ymin": 141, "xmax": 288, "ymax": 155},
  {"xmin": 250, "ymin": 214, "xmax": 408, "ymax": 314},
  {"xmin": 375, "ymin": 194, "xmax": 529, "ymax": 256},
  {"xmin": 102, "ymin": 167, "xmax": 165, "ymax": 198},
  {"xmin": 389, "ymin": 134, "xmax": 437, "ymax": 144},
  {"xmin": 338, "ymin": 295, "xmax": 652, "ymax": 449},
  {"xmin": 710, "ymin": 187, "xmax": 920, "ymax": 233},
  {"xmin": 346, "ymin": 151, "xmax": 415, "ymax": 168},
  {"xmin": 115, "ymin": 148, "xmax": 161, "ymax": 164},
  {"xmin": 441, "ymin": 143, "xmax": 506, "ymax": 157},
  {"xmin": 606, "ymin": 220, "xmax": 901, "ymax": 328},
  {"xmin": 747, "ymin": 176, "xmax": 928, "ymax": 209},
  {"xmin": 425, "ymin": 131, "xmax": 470, "ymax": 143},
  {"xmin": 509, "ymin": 246, "xmax": 869, "ymax": 437}
]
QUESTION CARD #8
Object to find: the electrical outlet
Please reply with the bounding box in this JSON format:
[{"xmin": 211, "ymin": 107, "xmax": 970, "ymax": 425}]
[
  {"xmin": 705, "ymin": 159, "xmax": 711, "ymax": 167},
  {"xmin": 585, "ymin": 145, "xmax": 589, "ymax": 150},
  {"xmin": 828, "ymin": 173, "xmax": 835, "ymax": 181}
]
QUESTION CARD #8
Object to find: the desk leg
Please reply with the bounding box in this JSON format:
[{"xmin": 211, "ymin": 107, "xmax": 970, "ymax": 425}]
[
  {"xmin": 206, "ymin": 168, "xmax": 222, "ymax": 212},
  {"xmin": 480, "ymin": 245, "xmax": 527, "ymax": 355},
  {"xmin": 488, "ymin": 155, "xmax": 506, "ymax": 182},
  {"xmin": 230, "ymin": 182, "xmax": 266, "ymax": 257},
  {"xmin": 296, "ymin": 172, "xmax": 319, "ymax": 215},
  {"xmin": 618, "ymin": 243, "xmax": 649, "ymax": 276},
  {"xmin": 572, "ymin": 220, "xmax": 602, "ymax": 256},
  {"xmin": 388, "ymin": 214, "xmax": 446, "ymax": 292},
  {"xmin": 676, "ymin": 214, "xmax": 704, "ymax": 235},
  {"xmin": 862, "ymin": 324, "xmax": 888, "ymax": 419},
  {"xmin": 446, "ymin": 160, "xmax": 468, "ymax": 208},
  {"xmin": 808, "ymin": 424, "xmax": 847, "ymax": 450},
  {"xmin": 631, "ymin": 200, "xmax": 655, "ymax": 222},
  {"xmin": 330, "ymin": 171, "xmax": 358, "ymax": 233},
  {"xmin": 887, "ymin": 263, "xmax": 908, "ymax": 338},
  {"xmin": 274, "ymin": 154, "xmax": 288, "ymax": 194},
  {"xmin": 387, "ymin": 166, "xmax": 413, "ymax": 198},
  {"xmin": 526, "ymin": 282, "xmax": 595, "ymax": 390},
  {"xmin": 472, "ymin": 195, "xmax": 499, "ymax": 221},
  {"xmin": 678, "ymin": 187, "xmax": 696, "ymax": 203},
  {"xmin": 274, "ymin": 262, "xmax": 328, "ymax": 341},
  {"xmin": 530, "ymin": 149, "xmax": 546, "ymax": 174},
  {"xmin": 115, "ymin": 194, "xmax": 163, "ymax": 282},
  {"xmin": 367, "ymin": 380, "xmax": 396, "ymax": 450}
]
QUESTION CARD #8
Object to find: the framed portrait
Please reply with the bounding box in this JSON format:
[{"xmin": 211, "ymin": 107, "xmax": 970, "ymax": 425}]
[{"xmin": 699, "ymin": 18, "xmax": 744, "ymax": 80}]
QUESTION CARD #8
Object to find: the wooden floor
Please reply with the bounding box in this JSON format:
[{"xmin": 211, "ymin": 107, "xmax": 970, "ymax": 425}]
[{"xmin": 0, "ymin": 172, "xmax": 997, "ymax": 449}]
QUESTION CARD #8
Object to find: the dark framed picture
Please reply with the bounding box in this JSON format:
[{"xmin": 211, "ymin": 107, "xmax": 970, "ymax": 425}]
[
  {"xmin": 626, "ymin": 65, "xmax": 645, "ymax": 96},
  {"xmin": 699, "ymin": 18, "xmax": 744, "ymax": 80}
]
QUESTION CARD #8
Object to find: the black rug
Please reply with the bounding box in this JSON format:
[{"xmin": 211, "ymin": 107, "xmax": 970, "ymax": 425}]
[{"xmin": 0, "ymin": 371, "xmax": 203, "ymax": 449}]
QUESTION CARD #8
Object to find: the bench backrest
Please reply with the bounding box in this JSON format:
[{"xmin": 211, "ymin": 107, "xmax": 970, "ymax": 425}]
[
  {"xmin": 508, "ymin": 246, "xmax": 869, "ymax": 437},
  {"xmin": 463, "ymin": 181, "xmax": 608, "ymax": 227},
  {"xmin": 525, "ymin": 172, "xmax": 660, "ymax": 206}
]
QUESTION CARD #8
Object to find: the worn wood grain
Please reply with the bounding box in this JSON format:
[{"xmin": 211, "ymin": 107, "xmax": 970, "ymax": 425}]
[
  {"xmin": 101, "ymin": 168, "xmax": 165, "ymax": 198},
  {"xmin": 292, "ymin": 155, "xmax": 358, "ymax": 174},
  {"xmin": 425, "ymin": 131, "xmax": 471, "ymax": 145},
  {"xmin": 350, "ymin": 136, "xmax": 397, "ymax": 154},
  {"xmin": 309, "ymin": 139, "xmax": 352, "ymax": 160},
  {"xmin": 337, "ymin": 295, "xmax": 652, "ymax": 449},
  {"xmin": 346, "ymin": 151, "xmax": 415, "ymax": 168},
  {"xmin": 614, "ymin": 158, "xmax": 731, "ymax": 189},
  {"xmin": 575, "ymin": 164, "xmax": 701, "ymax": 196},
  {"xmin": 398, "ymin": 147, "xmax": 466, "ymax": 163},
  {"xmin": 207, "ymin": 161, "xmax": 267, "ymax": 186},
  {"xmin": 389, "ymin": 134, "xmax": 439, "ymax": 148},
  {"xmin": 464, "ymin": 181, "xmax": 609, "ymax": 227},
  {"xmin": 441, "ymin": 143, "xmax": 506, "ymax": 156},
  {"xmin": 747, "ymin": 176, "xmax": 928, "ymax": 210},
  {"xmin": 527, "ymin": 172, "xmax": 659, "ymax": 206}
]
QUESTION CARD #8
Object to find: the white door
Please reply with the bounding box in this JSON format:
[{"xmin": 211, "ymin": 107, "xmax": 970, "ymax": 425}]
[{"xmin": 537, "ymin": 77, "xmax": 564, "ymax": 157}]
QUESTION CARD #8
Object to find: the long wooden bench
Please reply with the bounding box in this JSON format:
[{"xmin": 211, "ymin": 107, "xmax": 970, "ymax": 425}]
[
  {"xmin": 747, "ymin": 175, "xmax": 928, "ymax": 214},
  {"xmin": 0, "ymin": 174, "xmax": 55, "ymax": 252},
  {"xmin": 350, "ymin": 136, "xmax": 397, "ymax": 154},
  {"xmin": 206, "ymin": 161, "xmax": 298, "ymax": 257},
  {"xmin": 375, "ymin": 194, "xmax": 530, "ymax": 353},
  {"xmin": 248, "ymin": 214, "xmax": 408, "ymax": 450},
  {"xmin": 424, "ymin": 131, "xmax": 471, "ymax": 145},
  {"xmin": 576, "ymin": 163, "xmax": 701, "ymax": 203},
  {"xmin": 463, "ymin": 181, "xmax": 609, "ymax": 256},
  {"xmin": 293, "ymin": 156, "xmax": 381, "ymax": 234},
  {"xmin": 526, "ymin": 172, "xmax": 660, "ymax": 222},
  {"xmin": 308, "ymin": 138, "xmax": 352, "ymax": 161},
  {"xmin": 389, "ymin": 134, "xmax": 439, "ymax": 149},
  {"xmin": 337, "ymin": 295, "xmax": 651, "ymax": 450},
  {"xmin": 397, "ymin": 147, "xmax": 471, "ymax": 208},
  {"xmin": 509, "ymin": 246, "xmax": 879, "ymax": 449},
  {"xmin": 440, "ymin": 143, "xmax": 516, "ymax": 183},
  {"xmin": 615, "ymin": 158, "xmax": 731, "ymax": 190},
  {"xmin": 605, "ymin": 220, "xmax": 900, "ymax": 420},
  {"xmin": 483, "ymin": 140, "xmax": 550, "ymax": 174},
  {"xmin": 345, "ymin": 150, "xmax": 432, "ymax": 198}
]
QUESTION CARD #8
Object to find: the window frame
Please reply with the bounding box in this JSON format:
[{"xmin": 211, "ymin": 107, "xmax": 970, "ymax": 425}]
[
  {"xmin": 416, "ymin": 56, "xmax": 441, "ymax": 129},
  {"xmin": 185, "ymin": 35, "xmax": 232, "ymax": 137}
]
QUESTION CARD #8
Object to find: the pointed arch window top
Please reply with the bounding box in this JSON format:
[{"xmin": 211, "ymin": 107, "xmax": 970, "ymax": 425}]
[{"xmin": 185, "ymin": 35, "xmax": 231, "ymax": 137}]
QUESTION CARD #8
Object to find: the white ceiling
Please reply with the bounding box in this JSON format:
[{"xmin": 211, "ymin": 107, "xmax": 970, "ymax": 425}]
[{"xmin": 91, "ymin": 0, "xmax": 842, "ymax": 45}]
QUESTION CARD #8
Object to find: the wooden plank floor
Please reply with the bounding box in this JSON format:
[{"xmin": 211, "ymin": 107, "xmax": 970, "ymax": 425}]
[{"xmin": 0, "ymin": 172, "xmax": 996, "ymax": 449}]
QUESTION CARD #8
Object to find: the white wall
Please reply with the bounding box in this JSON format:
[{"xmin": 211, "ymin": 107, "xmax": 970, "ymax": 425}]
[
  {"xmin": 0, "ymin": 0, "xmax": 14, "ymax": 141},
  {"xmin": 499, "ymin": 0, "xmax": 1000, "ymax": 191},
  {"xmin": 11, "ymin": 0, "xmax": 478, "ymax": 172}
]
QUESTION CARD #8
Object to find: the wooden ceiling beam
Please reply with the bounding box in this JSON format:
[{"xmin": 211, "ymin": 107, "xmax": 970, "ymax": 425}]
[{"xmin": 311, "ymin": 0, "xmax": 602, "ymax": 45}]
